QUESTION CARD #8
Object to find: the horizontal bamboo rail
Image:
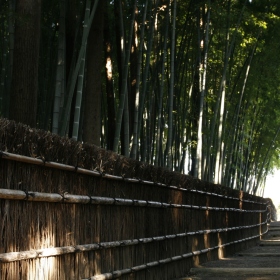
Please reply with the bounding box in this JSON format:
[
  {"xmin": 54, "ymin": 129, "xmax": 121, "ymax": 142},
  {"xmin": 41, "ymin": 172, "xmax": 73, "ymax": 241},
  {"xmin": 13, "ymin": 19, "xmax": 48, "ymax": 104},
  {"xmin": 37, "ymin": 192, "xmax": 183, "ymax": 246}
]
[
  {"xmin": 0, "ymin": 150, "xmax": 266, "ymax": 206},
  {"xmin": 0, "ymin": 188, "xmax": 267, "ymax": 213},
  {"xmin": 82, "ymin": 229, "xmax": 268, "ymax": 280},
  {"xmin": 0, "ymin": 221, "xmax": 266, "ymax": 263}
]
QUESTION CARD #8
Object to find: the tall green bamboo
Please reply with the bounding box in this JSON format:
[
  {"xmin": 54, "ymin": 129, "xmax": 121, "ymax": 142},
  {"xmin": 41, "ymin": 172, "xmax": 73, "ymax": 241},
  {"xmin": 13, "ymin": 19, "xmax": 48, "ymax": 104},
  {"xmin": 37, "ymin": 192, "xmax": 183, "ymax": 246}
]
[
  {"xmin": 195, "ymin": 1, "xmax": 210, "ymax": 179},
  {"xmin": 72, "ymin": 0, "xmax": 91, "ymax": 141},
  {"xmin": 154, "ymin": 3, "xmax": 169, "ymax": 166},
  {"xmin": 52, "ymin": 0, "xmax": 66, "ymax": 134},
  {"xmin": 136, "ymin": 0, "xmax": 160, "ymax": 159},
  {"xmin": 166, "ymin": 0, "xmax": 177, "ymax": 169},
  {"xmin": 224, "ymin": 40, "xmax": 258, "ymax": 188},
  {"xmin": 213, "ymin": 0, "xmax": 248, "ymax": 184},
  {"xmin": 59, "ymin": 0, "xmax": 99, "ymax": 136},
  {"xmin": 113, "ymin": 0, "xmax": 137, "ymax": 154},
  {"xmin": 130, "ymin": 0, "xmax": 149, "ymax": 159}
]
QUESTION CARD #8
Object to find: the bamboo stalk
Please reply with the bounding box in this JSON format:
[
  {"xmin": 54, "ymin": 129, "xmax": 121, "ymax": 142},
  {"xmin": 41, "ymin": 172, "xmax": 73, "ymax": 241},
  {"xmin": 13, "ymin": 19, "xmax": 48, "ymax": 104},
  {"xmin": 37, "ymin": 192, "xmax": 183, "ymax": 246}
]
[
  {"xmin": 0, "ymin": 151, "xmax": 101, "ymax": 176},
  {"xmin": 63, "ymin": 193, "xmax": 90, "ymax": 204},
  {"xmin": 0, "ymin": 150, "xmax": 268, "ymax": 206},
  {"xmin": 0, "ymin": 221, "xmax": 266, "ymax": 263},
  {"xmin": 27, "ymin": 192, "xmax": 63, "ymax": 202},
  {"xmin": 101, "ymin": 173, "xmax": 124, "ymax": 180},
  {"xmin": 123, "ymin": 177, "xmax": 141, "ymax": 183},
  {"xmin": 0, "ymin": 189, "xmax": 26, "ymax": 200}
]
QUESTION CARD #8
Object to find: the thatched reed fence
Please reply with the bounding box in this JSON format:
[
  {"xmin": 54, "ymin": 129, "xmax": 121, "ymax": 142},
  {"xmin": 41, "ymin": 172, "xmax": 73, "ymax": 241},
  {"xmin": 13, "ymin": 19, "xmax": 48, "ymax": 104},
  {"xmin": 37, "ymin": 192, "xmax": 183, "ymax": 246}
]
[{"xmin": 0, "ymin": 119, "xmax": 270, "ymax": 280}]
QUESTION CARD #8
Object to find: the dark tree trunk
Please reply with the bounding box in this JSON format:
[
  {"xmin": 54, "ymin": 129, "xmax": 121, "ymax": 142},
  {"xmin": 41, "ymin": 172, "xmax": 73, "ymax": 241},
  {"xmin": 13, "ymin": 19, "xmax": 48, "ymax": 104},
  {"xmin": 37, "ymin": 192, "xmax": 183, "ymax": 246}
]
[
  {"xmin": 129, "ymin": 12, "xmax": 138, "ymax": 140},
  {"xmin": 113, "ymin": 1, "xmax": 125, "ymax": 154},
  {"xmin": 65, "ymin": 0, "xmax": 79, "ymax": 84},
  {"xmin": 104, "ymin": 2, "xmax": 115, "ymax": 150},
  {"xmin": 82, "ymin": 0, "xmax": 105, "ymax": 145},
  {"xmin": 9, "ymin": 0, "xmax": 41, "ymax": 127}
]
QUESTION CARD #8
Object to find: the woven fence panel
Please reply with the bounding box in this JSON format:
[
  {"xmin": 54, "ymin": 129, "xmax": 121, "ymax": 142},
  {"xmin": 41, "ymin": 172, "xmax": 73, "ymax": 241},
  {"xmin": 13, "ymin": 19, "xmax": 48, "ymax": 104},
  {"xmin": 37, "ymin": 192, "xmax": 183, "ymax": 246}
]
[{"xmin": 0, "ymin": 119, "xmax": 269, "ymax": 280}]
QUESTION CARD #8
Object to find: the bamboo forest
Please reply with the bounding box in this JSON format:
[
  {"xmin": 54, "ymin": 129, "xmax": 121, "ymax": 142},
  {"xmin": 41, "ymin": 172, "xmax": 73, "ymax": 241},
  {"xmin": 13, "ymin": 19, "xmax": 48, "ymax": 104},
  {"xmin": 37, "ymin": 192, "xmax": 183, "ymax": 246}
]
[{"xmin": 1, "ymin": 0, "xmax": 280, "ymax": 195}]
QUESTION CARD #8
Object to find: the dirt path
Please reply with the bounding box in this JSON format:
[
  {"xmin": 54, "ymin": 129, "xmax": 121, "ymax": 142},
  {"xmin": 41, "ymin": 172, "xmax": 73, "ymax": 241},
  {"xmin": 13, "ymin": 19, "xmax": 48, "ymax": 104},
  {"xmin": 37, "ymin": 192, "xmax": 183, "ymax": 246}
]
[{"xmin": 178, "ymin": 221, "xmax": 280, "ymax": 280}]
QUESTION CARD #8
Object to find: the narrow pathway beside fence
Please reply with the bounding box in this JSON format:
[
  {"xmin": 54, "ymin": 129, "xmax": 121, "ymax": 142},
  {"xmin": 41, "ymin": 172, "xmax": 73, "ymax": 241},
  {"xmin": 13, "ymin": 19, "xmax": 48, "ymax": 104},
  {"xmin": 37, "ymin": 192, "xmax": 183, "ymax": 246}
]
[{"xmin": 179, "ymin": 221, "xmax": 280, "ymax": 280}]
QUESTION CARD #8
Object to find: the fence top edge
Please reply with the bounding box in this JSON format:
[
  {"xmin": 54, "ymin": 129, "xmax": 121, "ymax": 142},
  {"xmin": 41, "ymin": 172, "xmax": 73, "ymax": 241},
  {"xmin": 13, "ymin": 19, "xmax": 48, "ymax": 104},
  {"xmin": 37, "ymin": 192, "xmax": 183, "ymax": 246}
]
[{"xmin": 0, "ymin": 150, "xmax": 267, "ymax": 206}]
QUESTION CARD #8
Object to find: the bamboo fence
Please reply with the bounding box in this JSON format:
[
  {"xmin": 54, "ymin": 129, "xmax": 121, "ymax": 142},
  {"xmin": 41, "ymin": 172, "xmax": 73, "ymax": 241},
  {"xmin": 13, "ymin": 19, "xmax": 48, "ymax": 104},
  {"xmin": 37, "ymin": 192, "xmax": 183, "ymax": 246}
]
[{"xmin": 0, "ymin": 119, "xmax": 271, "ymax": 280}]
